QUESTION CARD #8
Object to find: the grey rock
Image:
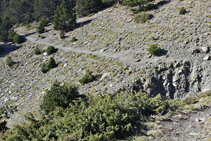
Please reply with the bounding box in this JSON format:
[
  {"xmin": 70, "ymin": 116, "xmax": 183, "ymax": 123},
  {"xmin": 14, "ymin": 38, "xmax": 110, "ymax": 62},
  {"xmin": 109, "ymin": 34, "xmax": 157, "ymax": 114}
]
[
  {"xmin": 189, "ymin": 133, "xmax": 201, "ymax": 136},
  {"xmin": 201, "ymin": 47, "xmax": 209, "ymax": 53},
  {"xmin": 100, "ymin": 73, "xmax": 110, "ymax": 81},
  {"xmin": 203, "ymin": 55, "xmax": 210, "ymax": 61}
]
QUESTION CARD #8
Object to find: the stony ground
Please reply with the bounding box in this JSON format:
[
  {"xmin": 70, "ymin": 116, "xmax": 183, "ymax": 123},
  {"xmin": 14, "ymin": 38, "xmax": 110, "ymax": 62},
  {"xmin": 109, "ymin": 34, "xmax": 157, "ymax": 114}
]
[{"xmin": 0, "ymin": 0, "xmax": 211, "ymax": 140}]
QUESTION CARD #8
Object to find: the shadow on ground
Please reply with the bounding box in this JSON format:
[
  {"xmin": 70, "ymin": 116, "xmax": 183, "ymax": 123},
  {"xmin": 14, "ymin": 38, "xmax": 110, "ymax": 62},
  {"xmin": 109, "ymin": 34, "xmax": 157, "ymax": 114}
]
[{"xmin": 0, "ymin": 43, "xmax": 22, "ymax": 57}]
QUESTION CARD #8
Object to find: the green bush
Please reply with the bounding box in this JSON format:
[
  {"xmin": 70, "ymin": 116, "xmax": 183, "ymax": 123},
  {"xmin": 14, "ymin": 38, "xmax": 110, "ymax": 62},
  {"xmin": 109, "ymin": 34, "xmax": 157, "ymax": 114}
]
[
  {"xmin": 34, "ymin": 47, "xmax": 41, "ymax": 55},
  {"xmin": 7, "ymin": 31, "xmax": 25, "ymax": 44},
  {"xmin": 60, "ymin": 31, "xmax": 65, "ymax": 39},
  {"xmin": 179, "ymin": 7, "xmax": 187, "ymax": 15},
  {"xmin": 41, "ymin": 63, "xmax": 49, "ymax": 73},
  {"xmin": 38, "ymin": 35, "xmax": 45, "ymax": 39},
  {"xmin": 79, "ymin": 70, "xmax": 96, "ymax": 85},
  {"xmin": 13, "ymin": 34, "xmax": 25, "ymax": 44},
  {"xmin": 40, "ymin": 80, "xmax": 79, "ymax": 114},
  {"xmin": 46, "ymin": 46, "xmax": 56, "ymax": 55},
  {"xmin": 6, "ymin": 56, "xmax": 14, "ymax": 66},
  {"xmin": 70, "ymin": 37, "xmax": 77, "ymax": 43},
  {"xmin": 36, "ymin": 23, "xmax": 45, "ymax": 34},
  {"xmin": 1, "ymin": 92, "xmax": 179, "ymax": 140},
  {"xmin": 148, "ymin": 44, "xmax": 160, "ymax": 55},
  {"xmin": 48, "ymin": 57, "xmax": 56, "ymax": 69},
  {"xmin": 133, "ymin": 12, "xmax": 152, "ymax": 23},
  {"xmin": 7, "ymin": 31, "xmax": 16, "ymax": 42},
  {"xmin": 40, "ymin": 16, "xmax": 49, "ymax": 26}
]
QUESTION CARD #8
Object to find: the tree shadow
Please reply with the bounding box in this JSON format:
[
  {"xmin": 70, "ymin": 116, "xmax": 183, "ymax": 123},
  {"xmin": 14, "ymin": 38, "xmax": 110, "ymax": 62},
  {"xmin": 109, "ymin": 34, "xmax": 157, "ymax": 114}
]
[
  {"xmin": 156, "ymin": 0, "xmax": 169, "ymax": 7},
  {"xmin": 75, "ymin": 19, "xmax": 93, "ymax": 29},
  {"xmin": 23, "ymin": 32, "xmax": 36, "ymax": 37},
  {"xmin": 157, "ymin": 49, "xmax": 168, "ymax": 56},
  {"xmin": 0, "ymin": 43, "xmax": 22, "ymax": 58}
]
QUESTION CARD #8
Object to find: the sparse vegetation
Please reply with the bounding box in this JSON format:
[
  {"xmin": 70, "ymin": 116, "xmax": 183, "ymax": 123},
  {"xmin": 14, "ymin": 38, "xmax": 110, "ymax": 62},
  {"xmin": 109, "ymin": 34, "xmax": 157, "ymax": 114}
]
[
  {"xmin": 70, "ymin": 37, "xmax": 77, "ymax": 42},
  {"xmin": 6, "ymin": 56, "xmax": 14, "ymax": 66},
  {"xmin": 133, "ymin": 12, "xmax": 152, "ymax": 23},
  {"xmin": 148, "ymin": 44, "xmax": 161, "ymax": 55},
  {"xmin": 34, "ymin": 47, "xmax": 41, "ymax": 55},
  {"xmin": 179, "ymin": 7, "xmax": 187, "ymax": 15},
  {"xmin": 79, "ymin": 70, "xmax": 96, "ymax": 85},
  {"xmin": 38, "ymin": 35, "xmax": 45, "ymax": 39}
]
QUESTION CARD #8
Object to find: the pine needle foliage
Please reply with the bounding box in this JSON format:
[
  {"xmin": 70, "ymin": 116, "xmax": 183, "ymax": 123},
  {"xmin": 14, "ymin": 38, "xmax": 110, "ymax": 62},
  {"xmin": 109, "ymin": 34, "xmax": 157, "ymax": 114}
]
[
  {"xmin": 1, "ymin": 91, "xmax": 180, "ymax": 140},
  {"xmin": 53, "ymin": 0, "xmax": 76, "ymax": 31},
  {"xmin": 40, "ymin": 80, "xmax": 79, "ymax": 114},
  {"xmin": 79, "ymin": 70, "xmax": 96, "ymax": 85}
]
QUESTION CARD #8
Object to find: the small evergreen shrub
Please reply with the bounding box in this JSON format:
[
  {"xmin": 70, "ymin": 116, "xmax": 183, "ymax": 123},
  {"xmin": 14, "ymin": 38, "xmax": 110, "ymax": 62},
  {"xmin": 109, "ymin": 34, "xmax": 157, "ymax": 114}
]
[
  {"xmin": 41, "ymin": 63, "xmax": 49, "ymax": 73},
  {"xmin": 46, "ymin": 46, "xmax": 56, "ymax": 55},
  {"xmin": 79, "ymin": 70, "xmax": 96, "ymax": 85},
  {"xmin": 6, "ymin": 56, "xmax": 14, "ymax": 66},
  {"xmin": 36, "ymin": 23, "xmax": 45, "ymax": 34},
  {"xmin": 60, "ymin": 31, "xmax": 65, "ymax": 39},
  {"xmin": 40, "ymin": 16, "xmax": 49, "ymax": 26},
  {"xmin": 7, "ymin": 31, "xmax": 25, "ymax": 44},
  {"xmin": 133, "ymin": 12, "xmax": 152, "ymax": 23},
  {"xmin": 48, "ymin": 57, "xmax": 56, "ymax": 69},
  {"xmin": 34, "ymin": 47, "xmax": 41, "ymax": 55},
  {"xmin": 7, "ymin": 31, "xmax": 16, "ymax": 42},
  {"xmin": 13, "ymin": 34, "xmax": 25, "ymax": 44},
  {"xmin": 38, "ymin": 35, "xmax": 45, "ymax": 39},
  {"xmin": 70, "ymin": 37, "xmax": 77, "ymax": 43},
  {"xmin": 40, "ymin": 80, "xmax": 79, "ymax": 114},
  {"xmin": 179, "ymin": 7, "xmax": 187, "ymax": 15},
  {"xmin": 148, "ymin": 44, "xmax": 160, "ymax": 55}
]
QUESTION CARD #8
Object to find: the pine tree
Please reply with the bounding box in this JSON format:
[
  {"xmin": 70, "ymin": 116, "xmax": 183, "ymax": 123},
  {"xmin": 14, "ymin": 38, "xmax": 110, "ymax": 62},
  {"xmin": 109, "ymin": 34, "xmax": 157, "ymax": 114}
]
[
  {"xmin": 53, "ymin": 0, "xmax": 76, "ymax": 31},
  {"xmin": 48, "ymin": 57, "xmax": 56, "ymax": 69},
  {"xmin": 0, "ymin": 17, "xmax": 12, "ymax": 42}
]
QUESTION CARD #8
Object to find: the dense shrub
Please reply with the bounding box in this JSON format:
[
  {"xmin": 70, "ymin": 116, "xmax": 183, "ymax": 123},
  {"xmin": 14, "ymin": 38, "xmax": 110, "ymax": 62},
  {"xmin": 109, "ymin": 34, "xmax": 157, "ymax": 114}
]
[
  {"xmin": 36, "ymin": 16, "xmax": 48, "ymax": 34},
  {"xmin": 46, "ymin": 46, "xmax": 56, "ymax": 55},
  {"xmin": 40, "ymin": 80, "xmax": 79, "ymax": 114},
  {"xmin": 48, "ymin": 57, "xmax": 56, "ymax": 69},
  {"xmin": 41, "ymin": 63, "xmax": 48, "ymax": 73},
  {"xmin": 1, "ymin": 92, "xmax": 179, "ymax": 140},
  {"xmin": 36, "ymin": 23, "xmax": 45, "ymax": 34},
  {"xmin": 79, "ymin": 70, "xmax": 96, "ymax": 85},
  {"xmin": 133, "ymin": 12, "xmax": 152, "ymax": 23},
  {"xmin": 179, "ymin": 7, "xmax": 187, "ymax": 15},
  {"xmin": 148, "ymin": 44, "xmax": 161, "ymax": 55},
  {"xmin": 7, "ymin": 31, "xmax": 25, "ymax": 44},
  {"xmin": 13, "ymin": 34, "xmax": 25, "ymax": 44},
  {"xmin": 70, "ymin": 37, "xmax": 77, "ymax": 43},
  {"xmin": 60, "ymin": 31, "xmax": 65, "ymax": 39},
  {"xmin": 6, "ymin": 56, "xmax": 14, "ymax": 66},
  {"xmin": 7, "ymin": 31, "xmax": 17, "ymax": 42},
  {"xmin": 34, "ymin": 47, "xmax": 41, "ymax": 55}
]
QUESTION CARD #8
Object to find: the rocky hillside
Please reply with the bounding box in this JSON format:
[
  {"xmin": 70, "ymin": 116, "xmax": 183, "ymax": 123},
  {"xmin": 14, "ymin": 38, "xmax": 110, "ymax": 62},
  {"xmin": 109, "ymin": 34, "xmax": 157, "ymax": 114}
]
[{"xmin": 0, "ymin": 0, "xmax": 211, "ymax": 129}]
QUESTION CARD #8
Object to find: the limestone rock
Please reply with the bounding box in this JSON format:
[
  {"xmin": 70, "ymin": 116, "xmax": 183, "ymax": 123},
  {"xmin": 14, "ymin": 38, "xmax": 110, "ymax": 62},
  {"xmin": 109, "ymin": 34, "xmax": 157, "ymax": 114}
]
[
  {"xmin": 203, "ymin": 55, "xmax": 210, "ymax": 61},
  {"xmin": 201, "ymin": 47, "xmax": 209, "ymax": 53}
]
